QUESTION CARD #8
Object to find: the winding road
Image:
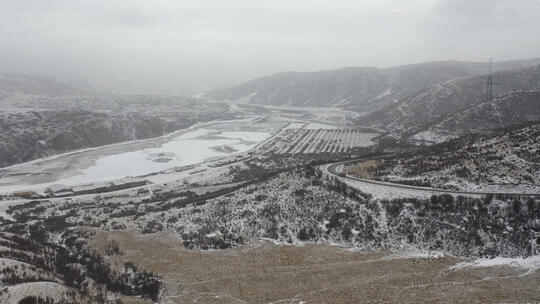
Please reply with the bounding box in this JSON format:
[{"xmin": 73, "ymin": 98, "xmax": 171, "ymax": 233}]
[{"xmin": 326, "ymin": 160, "xmax": 540, "ymax": 197}]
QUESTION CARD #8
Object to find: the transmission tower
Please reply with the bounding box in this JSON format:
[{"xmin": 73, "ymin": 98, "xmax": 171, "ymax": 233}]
[{"xmin": 485, "ymin": 58, "xmax": 494, "ymax": 102}]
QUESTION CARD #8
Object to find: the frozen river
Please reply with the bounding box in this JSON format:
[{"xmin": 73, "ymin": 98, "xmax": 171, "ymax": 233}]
[
  {"xmin": 0, "ymin": 118, "xmax": 280, "ymax": 193},
  {"xmin": 57, "ymin": 128, "xmax": 269, "ymax": 184}
]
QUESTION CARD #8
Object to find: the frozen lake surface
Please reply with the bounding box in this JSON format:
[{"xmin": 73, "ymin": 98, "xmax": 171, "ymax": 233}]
[
  {"xmin": 0, "ymin": 118, "xmax": 279, "ymax": 192},
  {"xmin": 58, "ymin": 128, "xmax": 269, "ymax": 185}
]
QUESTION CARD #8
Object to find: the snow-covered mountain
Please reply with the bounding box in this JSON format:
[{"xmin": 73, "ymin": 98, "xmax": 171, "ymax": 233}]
[{"xmin": 206, "ymin": 59, "xmax": 540, "ymax": 112}]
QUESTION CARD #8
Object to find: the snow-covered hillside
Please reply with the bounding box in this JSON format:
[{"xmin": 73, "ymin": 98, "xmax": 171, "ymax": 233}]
[
  {"xmin": 347, "ymin": 123, "xmax": 540, "ymax": 193},
  {"xmin": 362, "ymin": 65, "xmax": 540, "ymax": 142}
]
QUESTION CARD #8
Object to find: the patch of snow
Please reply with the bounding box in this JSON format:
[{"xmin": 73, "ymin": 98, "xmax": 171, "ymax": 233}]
[
  {"xmin": 303, "ymin": 122, "xmax": 339, "ymax": 130},
  {"xmin": 384, "ymin": 249, "xmax": 446, "ymax": 260},
  {"xmin": 451, "ymin": 255, "xmax": 540, "ymax": 271},
  {"xmin": 230, "ymin": 91, "xmax": 258, "ymax": 104},
  {"xmin": 411, "ymin": 129, "xmax": 451, "ymax": 144},
  {"xmin": 1, "ymin": 282, "xmax": 77, "ymax": 304},
  {"xmin": 206, "ymin": 231, "xmax": 223, "ymax": 238}
]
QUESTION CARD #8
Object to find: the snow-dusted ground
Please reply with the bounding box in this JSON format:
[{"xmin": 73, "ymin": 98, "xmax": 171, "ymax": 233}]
[
  {"xmin": 0, "ymin": 282, "xmax": 80, "ymax": 304},
  {"xmin": 451, "ymin": 255, "xmax": 540, "ymax": 272},
  {"xmin": 303, "ymin": 122, "xmax": 340, "ymax": 129}
]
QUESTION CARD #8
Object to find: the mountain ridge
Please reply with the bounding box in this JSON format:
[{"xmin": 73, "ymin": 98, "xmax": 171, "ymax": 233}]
[
  {"xmin": 206, "ymin": 58, "xmax": 540, "ymax": 111},
  {"xmin": 0, "ymin": 73, "xmax": 85, "ymax": 99}
]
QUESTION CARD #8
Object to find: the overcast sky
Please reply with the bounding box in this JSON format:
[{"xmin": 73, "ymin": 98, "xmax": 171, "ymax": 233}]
[{"xmin": 1, "ymin": 0, "xmax": 540, "ymax": 94}]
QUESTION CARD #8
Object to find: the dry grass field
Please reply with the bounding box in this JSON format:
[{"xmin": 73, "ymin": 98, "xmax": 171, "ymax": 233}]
[
  {"xmin": 89, "ymin": 230, "xmax": 540, "ymax": 304},
  {"xmin": 344, "ymin": 160, "xmax": 381, "ymax": 179}
]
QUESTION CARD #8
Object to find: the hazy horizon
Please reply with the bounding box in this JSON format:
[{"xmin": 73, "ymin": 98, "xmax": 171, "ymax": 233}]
[{"xmin": 2, "ymin": 0, "xmax": 540, "ymax": 95}]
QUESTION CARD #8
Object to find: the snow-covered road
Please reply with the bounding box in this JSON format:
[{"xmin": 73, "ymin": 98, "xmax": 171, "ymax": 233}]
[{"xmin": 324, "ymin": 160, "xmax": 540, "ymax": 199}]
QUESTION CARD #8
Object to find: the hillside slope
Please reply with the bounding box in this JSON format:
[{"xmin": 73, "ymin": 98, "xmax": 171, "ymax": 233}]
[
  {"xmin": 412, "ymin": 90, "xmax": 540, "ymax": 143},
  {"xmin": 362, "ymin": 65, "xmax": 540, "ymax": 141},
  {"xmin": 347, "ymin": 123, "xmax": 540, "ymax": 193},
  {"xmin": 207, "ymin": 59, "xmax": 540, "ymax": 112},
  {"xmin": 0, "ymin": 226, "xmax": 161, "ymax": 303}
]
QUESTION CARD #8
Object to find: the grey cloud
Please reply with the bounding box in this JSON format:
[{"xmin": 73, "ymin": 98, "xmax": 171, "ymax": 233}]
[
  {"xmin": 422, "ymin": 0, "xmax": 540, "ymax": 32},
  {"xmin": 0, "ymin": 0, "xmax": 539, "ymax": 95}
]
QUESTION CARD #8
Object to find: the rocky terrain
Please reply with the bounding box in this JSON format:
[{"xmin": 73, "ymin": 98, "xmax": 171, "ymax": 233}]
[
  {"xmin": 346, "ymin": 123, "xmax": 540, "ymax": 193},
  {"xmin": 207, "ymin": 59, "xmax": 540, "ymax": 112}
]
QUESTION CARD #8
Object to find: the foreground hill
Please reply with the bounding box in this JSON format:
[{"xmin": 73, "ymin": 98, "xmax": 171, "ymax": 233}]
[
  {"xmin": 207, "ymin": 58, "xmax": 540, "ymax": 112},
  {"xmin": 0, "ymin": 228, "xmax": 160, "ymax": 303}
]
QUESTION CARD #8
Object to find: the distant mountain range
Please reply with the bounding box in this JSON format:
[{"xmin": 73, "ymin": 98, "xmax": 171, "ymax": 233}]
[
  {"xmin": 206, "ymin": 58, "xmax": 540, "ymax": 112},
  {"xmin": 0, "ymin": 73, "xmax": 84, "ymax": 99}
]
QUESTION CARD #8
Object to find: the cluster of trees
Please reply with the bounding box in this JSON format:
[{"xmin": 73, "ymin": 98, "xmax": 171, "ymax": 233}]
[
  {"xmin": 18, "ymin": 296, "xmax": 72, "ymax": 304},
  {"xmin": 141, "ymin": 220, "xmax": 164, "ymax": 234},
  {"xmin": 181, "ymin": 229, "xmax": 246, "ymax": 250},
  {"xmin": 104, "ymin": 240, "xmax": 124, "ymax": 256},
  {"xmin": 230, "ymin": 161, "xmax": 273, "ymax": 182}
]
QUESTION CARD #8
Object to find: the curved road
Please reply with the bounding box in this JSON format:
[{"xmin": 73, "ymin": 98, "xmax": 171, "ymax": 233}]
[{"xmin": 326, "ymin": 160, "xmax": 540, "ymax": 197}]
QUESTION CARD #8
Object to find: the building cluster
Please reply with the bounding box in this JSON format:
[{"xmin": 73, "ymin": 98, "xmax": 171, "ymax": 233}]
[
  {"xmin": 206, "ymin": 155, "xmax": 247, "ymax": 167},
  {"xmin": 43, "ymin": 178, "xmax": 149, "ymax": 198}
]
